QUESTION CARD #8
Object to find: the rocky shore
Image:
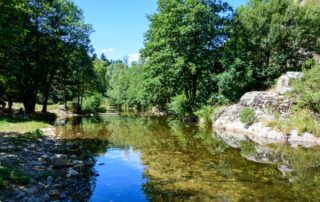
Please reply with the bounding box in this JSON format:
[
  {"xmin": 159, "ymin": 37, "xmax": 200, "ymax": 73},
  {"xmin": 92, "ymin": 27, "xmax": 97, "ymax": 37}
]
[
  {"xmin": 0, "ymin": 126, "xmax": 97, "ymax": 202},
  {"xmin": 213, "ymin": 72, "xmax": 320, "ymax": 147}
]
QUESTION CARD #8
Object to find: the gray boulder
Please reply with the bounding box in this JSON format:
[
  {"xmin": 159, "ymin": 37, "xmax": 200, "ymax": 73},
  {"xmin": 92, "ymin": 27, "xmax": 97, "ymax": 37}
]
[
  {"xmin": 275, "ymin": 71, "xmax": 303, "ymax": 95},
  {"xmin": 50, "ymin": 154, "xmax": 69, "ymax": 167}
]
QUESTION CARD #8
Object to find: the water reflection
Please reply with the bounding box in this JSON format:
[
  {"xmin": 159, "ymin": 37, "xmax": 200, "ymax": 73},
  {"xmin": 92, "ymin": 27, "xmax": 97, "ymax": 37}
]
[{"xmin": 56, "ymin": 115, "xmax": 320, "ymax": 201}]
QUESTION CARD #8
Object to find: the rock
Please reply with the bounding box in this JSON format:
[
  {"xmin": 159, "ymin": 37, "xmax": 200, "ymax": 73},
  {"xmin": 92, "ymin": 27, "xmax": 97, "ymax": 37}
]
[
  {"xmin": 276, "ymin": 72, "xmax": 303, "ymax": 95},
  {"xmin": 70, "ymin": 155, "xmax": 77, "ymax": 160},
  {"xmin": 60, "ymin": 192, "xmax": 67, "ymax": 199},
  {"xmin": 41, "ymin": 153, "xmax": 51, "ymax": 160},
  {"xmin": 72, "ymin": 160, "xmax": 83, "ymax": 165},
  {"xmin": 278, "ymin": 165, "xmax": 293, "ymax": 174},
  {"xmin": 49, "ymin": 189, "xmax": 60, "ymax": 197},
  {"xmin": 15, "ymin": 191, "xmax": 26, "ymax": 199},
  {"xmin": 26, "ymin": 186, "xmax": 38, "ymax": 195},
  {"xmin": 183, "ymin": 116, "xmax": 198, "ymax": 123},
  {"xmin": 50, "ymin": 154, "xmax": 69, "ymax": 167},
  {"xmin": 47, "ymin": 176, "xmax": 54, "ymax": 186},
  {"xmin": 239, "ymin": 91, "xmax": 291, "ymax": 115},
  {"xmin": 31, "ymin": 161, "xmax": 43, "ymax": 167},
  {"xmin": 67, "ymin": 168, "xmax": 79, "ymax": 177},
  {"xmin": 213, "ymin": 71, "xmax": 320, "ymax": 146}
]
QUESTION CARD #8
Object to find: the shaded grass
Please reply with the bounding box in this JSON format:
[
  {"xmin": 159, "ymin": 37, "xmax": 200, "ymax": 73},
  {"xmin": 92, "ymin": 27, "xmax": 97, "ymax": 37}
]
[
  {"xmin": 267, "ymin": 110, "xmax": 320, "ymax": 136},
  {"xmin": 8, "ymin": 129, "xmax": 44, "ymax": 146},
  {"xmin": 0, "ymin": 118, "xmax": 48, "ymax": 133},
  {"xmin": 0, "ymin": 113, "xmax": 56, "ymax": 133},
  {"xmin": 0, "ymin": 161, "xmax": 29, "ymax": 188}
]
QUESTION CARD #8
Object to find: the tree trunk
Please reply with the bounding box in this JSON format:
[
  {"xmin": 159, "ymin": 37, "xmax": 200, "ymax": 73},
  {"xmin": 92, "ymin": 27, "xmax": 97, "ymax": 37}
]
[
  {"xmin": 23, "ymin": 90, "xmax": 37, "ymax": 114},
  {"xmin": 8, "ymin": 96, "xmax": 13, "ymax": 113},
  {"xmin": 42, "ymin": 93, "xmax": 49, "ymax": 113}
]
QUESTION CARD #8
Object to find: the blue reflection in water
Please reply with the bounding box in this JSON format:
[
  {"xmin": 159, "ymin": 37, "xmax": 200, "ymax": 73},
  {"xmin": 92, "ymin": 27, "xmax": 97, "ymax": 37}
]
[{"xmin": 91, "ymin": 147, "xmax": 147, "ymax": 202}]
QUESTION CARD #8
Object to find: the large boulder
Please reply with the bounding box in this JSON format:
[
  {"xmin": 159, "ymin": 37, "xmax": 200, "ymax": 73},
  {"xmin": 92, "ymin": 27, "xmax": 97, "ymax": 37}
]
[
  {"xmin": 240, "ymin": 91, "xmax": 292, "ymax": 115},
  {"xmin": 213, "ymin": 71, "xmax": 320, "ymax": 146}
]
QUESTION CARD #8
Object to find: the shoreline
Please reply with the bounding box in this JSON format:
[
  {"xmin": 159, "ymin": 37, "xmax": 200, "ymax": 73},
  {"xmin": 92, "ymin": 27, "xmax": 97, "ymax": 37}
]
[{"xmin": 0, "ymin": 126, "xmax": 96, "ymax": 201}]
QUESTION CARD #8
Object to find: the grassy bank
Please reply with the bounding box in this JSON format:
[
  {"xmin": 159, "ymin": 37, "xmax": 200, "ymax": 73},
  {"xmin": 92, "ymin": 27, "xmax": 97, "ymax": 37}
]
[{"xmin": 0, "ymin": 114, "xmax": 55, "ymax": 133}]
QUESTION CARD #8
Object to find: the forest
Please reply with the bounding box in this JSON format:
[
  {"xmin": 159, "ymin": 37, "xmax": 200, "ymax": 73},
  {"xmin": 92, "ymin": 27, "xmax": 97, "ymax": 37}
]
[{"xmin": 1, "ymin": 0, "xmax": 320, "ymax": 119}]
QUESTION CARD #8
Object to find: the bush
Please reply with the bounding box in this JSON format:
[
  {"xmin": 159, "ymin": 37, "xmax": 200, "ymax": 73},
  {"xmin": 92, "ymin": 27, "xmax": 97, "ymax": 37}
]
[
  {"xmin": 291, "ymin": 65, "xmax": 320, "ymax": 113},
  {"xmin": 82, "ymin": 94, "xmax": 103, "ymax": 114},
  {"xmin": 195, "ymin": 105, "xmax": 215, "ymax": 125},
  {"xmin": 195, "ymin": 105, "xmax": 226, "ymax": 126},
  {"xmin": 267, "ymin": 110, "xmax": 320, "ymax": 137},
  {"xmin": 167, "ymin": 94, "xmax": 188, "ymax": 117},
  {"xmin": 239, "ymin": 107, "xmax": 256, "ymax": 125}
]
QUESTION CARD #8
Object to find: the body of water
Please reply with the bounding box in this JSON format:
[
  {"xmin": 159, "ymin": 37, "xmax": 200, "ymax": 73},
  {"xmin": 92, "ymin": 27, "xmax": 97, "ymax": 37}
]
[{"xmin": 56, "ymin": 115, "xmax": 320, "ymax": 201}]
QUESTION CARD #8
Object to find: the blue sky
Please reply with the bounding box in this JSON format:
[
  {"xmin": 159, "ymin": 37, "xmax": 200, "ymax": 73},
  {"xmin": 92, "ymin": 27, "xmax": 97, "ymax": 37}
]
[{"xmin": 73, "ymin": 0, "xmax": 248, "ymax": 63}]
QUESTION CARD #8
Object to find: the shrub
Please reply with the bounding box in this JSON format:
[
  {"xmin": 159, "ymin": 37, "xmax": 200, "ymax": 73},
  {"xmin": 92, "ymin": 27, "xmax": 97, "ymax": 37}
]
[
  {"xmin": 239, "ymin": 107, "xmax": 256, "ymax": 125},
  {"xmin": 267, "ymin": 110, "xmax": 320, "ymax": 137},
  {"xmin": 82, "ymin": 94, "xmax": 103, "ymax": 114},
  {"xmin": 291, "ymin": 65, "xmax": 320, "ymax": 113},
  {"xmin": 195, "ymin": 105, "xmax": 226, "ymax": 126},
  {"xmin": 195, "ymin": 105, "xmax": 215, "ymax": 125},
  {"xmin": 167, "ymin": 94, "xmax": 188, "ymax": 117}
]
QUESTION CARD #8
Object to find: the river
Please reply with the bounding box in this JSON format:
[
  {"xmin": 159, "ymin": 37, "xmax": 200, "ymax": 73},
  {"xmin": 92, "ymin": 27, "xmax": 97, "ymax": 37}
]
[{"xmin": 56, "ymin": 115, "xmax": 320, "ymax": 201}]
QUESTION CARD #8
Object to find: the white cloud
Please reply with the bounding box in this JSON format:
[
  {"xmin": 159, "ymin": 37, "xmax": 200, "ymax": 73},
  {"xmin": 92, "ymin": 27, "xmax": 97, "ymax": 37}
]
[
  {"xmin": 101, "ymin": 48, "xmax": 115, "ymax": 55},
  {"xmin": 128, "ymin": 53, "xmax": 140, "ymax": 65}
]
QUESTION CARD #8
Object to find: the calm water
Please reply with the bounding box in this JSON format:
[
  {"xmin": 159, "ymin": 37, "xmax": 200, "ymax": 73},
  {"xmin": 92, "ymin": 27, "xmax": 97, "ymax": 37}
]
[{"xmin": 56, "ymin": 115, "xmax": 320, "ymax": 201}]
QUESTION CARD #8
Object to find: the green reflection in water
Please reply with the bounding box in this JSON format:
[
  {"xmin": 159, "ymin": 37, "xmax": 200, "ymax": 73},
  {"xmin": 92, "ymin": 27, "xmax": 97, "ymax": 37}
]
[{"xmin": 56, "ymin": 115, "xmax": 320, "ymax": 201}]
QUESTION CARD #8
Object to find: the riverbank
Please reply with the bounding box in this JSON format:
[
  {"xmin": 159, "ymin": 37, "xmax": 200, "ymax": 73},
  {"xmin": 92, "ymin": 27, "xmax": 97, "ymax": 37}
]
[
  {"xmin": 213, "ymin": 71, "xmax": 320, "ymax": 147},
  {"xmin": 0, "ymin": 126, "xmax": 96, "ymax": 201}
]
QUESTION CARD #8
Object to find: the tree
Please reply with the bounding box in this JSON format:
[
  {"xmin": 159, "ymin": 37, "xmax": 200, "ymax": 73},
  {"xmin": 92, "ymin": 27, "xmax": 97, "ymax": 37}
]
[
  {"xmin": 1, "ymin": 0, "xmax": 93, "ymax": 114},
  {"xmin": 100, "ymin": 53, "xmax": 108, "ymax": 62},
  {"xmin": 142, "ymin": 0, "xmax": 231, "ymax": 112},
  {"xmin": 223, "ymin": 0, "xmax": 320, "ymax": 90}
]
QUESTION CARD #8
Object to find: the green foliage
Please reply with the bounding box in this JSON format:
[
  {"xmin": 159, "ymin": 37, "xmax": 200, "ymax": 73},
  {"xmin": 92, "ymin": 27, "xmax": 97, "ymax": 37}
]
[
  {"xmin": 224, "ymin": 0, "xmax": 320, "ymax": 89},
  {"xmin": 267, "ymin": 110, "xmax": 320, "ymax": 136},
  {"xmin": 217, "ymin": 58, "xmax": 254, "ymax": 102},
  {"xmin": 194, "ymin": 105, "xmax": 216, "ymax": 125},
  {"xmin": 82, "ymin": 94, "xmax": 103, "ymax": 114},
  {"xmin": 291, "ymin": 65, "xmax": 320, "ymax": 113},
  {"xmin": 142, "ymin": 0, "xmax": 231, "ymax": 110},
  {"xmin": 0, "ymin": 0, "xmax": 93, "ymax": 113},
  {"xmin": 239, "ymin": 107, "xmax": 256, "ymax": 125},
  {"xmin": 167, "ymin": 94, "xmax": 188, "ymax": 117}
]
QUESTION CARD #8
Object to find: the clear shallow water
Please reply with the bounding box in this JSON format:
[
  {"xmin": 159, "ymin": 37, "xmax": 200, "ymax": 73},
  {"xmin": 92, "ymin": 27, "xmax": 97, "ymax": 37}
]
[{"xmin": 56, "ymin": 115, "xmax": 320, "ymax": 201}]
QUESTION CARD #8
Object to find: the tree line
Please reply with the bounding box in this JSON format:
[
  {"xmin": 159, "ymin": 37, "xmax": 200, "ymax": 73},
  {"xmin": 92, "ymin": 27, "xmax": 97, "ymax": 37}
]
[
  {"xmin": 100, "ymin": 0, "xmax": 320, "ymax": 116},
  {"xmin": 0, "ymin": 0, "xmax": 95, "ymax": 114},
  {"xmin": 1, "ymin": 0, "xmax": 320, "ymax": 116}
]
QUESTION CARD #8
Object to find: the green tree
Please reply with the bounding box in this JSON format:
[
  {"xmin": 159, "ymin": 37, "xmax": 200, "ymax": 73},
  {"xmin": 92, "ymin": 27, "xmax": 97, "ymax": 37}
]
[
  {"xmin": 142, "ymin": 0, "xmax": 231, "ymax": 113},
  {"xmin": 224, "ymin": 0, "xmax": 320, "ymax": 90}
]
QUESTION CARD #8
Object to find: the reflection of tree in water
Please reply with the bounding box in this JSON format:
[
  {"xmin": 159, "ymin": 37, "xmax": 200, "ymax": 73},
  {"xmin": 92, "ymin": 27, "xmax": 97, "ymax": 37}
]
[{"xmin": 56, "ymin": 116, "xmax": 320, "ymax": 201}]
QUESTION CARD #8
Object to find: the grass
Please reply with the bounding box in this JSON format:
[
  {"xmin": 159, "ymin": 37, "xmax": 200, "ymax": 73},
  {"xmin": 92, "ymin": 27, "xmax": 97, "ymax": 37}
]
[
  {"xmin": 0, "ymin": 117, "xmax": 48, "ymax": 133},
  {"xmin": 10, "ymin": 102, "xmax": 62, "ymax": 113},
  {"xmin": 267, "ymin": 109, "xmax": 320, "ymax": 136},
  {"xmin": 0, "ymin": 161, "xmax": 29, "ymax": 188},
  {"xmin": 8, "ymin": 129, "xmax": 44, "ymax": 146},
  {"xmin": 239, "ymin": 107, "xmax": 256, "ymax": 125}
]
